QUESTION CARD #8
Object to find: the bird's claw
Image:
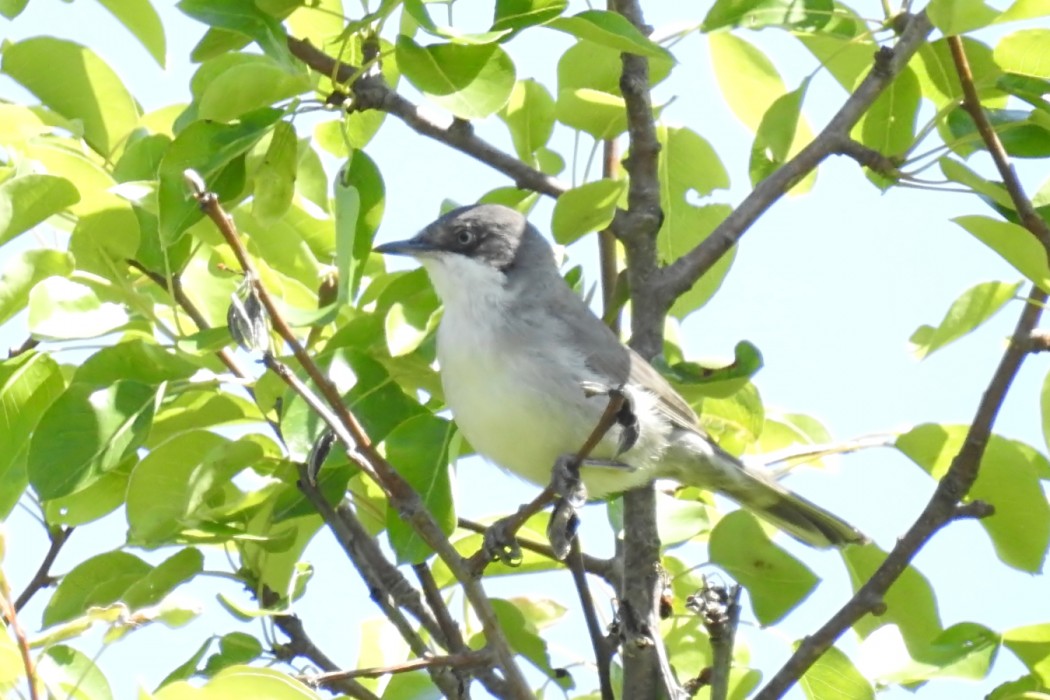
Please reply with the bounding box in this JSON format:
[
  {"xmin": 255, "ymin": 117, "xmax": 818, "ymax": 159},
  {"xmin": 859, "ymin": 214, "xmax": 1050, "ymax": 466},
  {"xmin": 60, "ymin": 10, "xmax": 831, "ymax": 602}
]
[{"xmin": 482, "ymin": 518, "xmax": 523, "ymax": 567}]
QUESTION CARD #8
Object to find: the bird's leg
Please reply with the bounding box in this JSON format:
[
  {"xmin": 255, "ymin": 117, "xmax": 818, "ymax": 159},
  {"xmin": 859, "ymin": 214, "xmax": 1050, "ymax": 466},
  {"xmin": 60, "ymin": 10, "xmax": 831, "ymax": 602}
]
[{"xmin": 471, "ymin": 386, "xmax": 632, "ymax": 571}]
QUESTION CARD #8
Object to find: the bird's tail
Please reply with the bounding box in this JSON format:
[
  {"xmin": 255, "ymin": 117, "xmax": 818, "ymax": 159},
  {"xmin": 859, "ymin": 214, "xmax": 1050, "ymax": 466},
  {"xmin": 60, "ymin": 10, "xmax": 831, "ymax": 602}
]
[{"xmin": 666, "ymin": 432, "xmax": 867, "ymax": 549}]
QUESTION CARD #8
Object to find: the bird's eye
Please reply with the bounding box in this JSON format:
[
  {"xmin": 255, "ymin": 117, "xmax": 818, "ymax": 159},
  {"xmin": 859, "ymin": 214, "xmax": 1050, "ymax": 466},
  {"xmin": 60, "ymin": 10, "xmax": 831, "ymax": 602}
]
[{"xmin": 456, "ymin": 229, "xmax": 475, "ymax": 246}]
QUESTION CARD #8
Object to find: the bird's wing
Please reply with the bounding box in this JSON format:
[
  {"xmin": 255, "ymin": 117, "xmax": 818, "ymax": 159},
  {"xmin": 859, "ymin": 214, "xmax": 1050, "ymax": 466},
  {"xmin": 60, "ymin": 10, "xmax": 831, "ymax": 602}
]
[{"xmin": 548, "ymin": 287, "xmax": 702, "ymax": 434}]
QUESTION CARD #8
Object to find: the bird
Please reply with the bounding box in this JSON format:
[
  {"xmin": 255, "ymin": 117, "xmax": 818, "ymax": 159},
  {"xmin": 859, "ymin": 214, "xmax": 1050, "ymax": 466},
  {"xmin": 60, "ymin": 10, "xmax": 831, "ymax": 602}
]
[{"xmin": 375, "ymin": 203, "xmax": 865, "ymax": 548}]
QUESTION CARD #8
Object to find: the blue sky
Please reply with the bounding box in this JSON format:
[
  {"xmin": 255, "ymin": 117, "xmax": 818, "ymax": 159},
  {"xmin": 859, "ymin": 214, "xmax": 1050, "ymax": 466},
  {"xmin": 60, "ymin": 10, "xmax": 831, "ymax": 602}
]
[{"xmin": 2, "ymin": 1, "xmax": 1047, "ymax": 698}]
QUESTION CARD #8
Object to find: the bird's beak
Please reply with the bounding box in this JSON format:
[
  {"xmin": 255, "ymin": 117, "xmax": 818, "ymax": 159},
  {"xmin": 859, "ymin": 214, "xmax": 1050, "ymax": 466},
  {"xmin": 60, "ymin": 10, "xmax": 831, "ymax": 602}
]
[{"xmin": 374, "ymin": 235, "xmax": 436, "ymax": 257}]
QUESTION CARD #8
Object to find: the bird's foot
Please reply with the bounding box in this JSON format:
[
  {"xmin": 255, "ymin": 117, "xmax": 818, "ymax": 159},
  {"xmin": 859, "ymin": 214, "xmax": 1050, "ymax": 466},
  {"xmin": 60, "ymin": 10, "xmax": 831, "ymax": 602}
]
[
  {"xmin": 547, "ymin": 453, "xmax": 588, "ymax": 559},
  {"xmin": 481, "ymin": 516, "xmax": 524, "ymax": 567}
]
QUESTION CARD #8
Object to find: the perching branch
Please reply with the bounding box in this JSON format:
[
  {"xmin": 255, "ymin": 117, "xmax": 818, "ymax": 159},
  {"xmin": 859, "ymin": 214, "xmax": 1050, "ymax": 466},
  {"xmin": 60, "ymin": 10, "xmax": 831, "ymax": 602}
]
[
  {"xmin": 303, "ymin": 650, "xmax": 492, "ymax": 687},
  {"xmin": 286, "ymin": 37, "xmax": 567, "ymax": 199},
  {"xmin": 659, "ymin": 11, "xmax": 935, "ymax": 307},
  {"xmin": 568, "ymin": 536, "xmax": 617, "ymax": 700},
  {"xmin": 753, "ymin": 35, "xmax": 1049, "ymax": 700},
  {"xmin": 14, "ymin": 526, "xmax": 72, "ymax": 612},
  {"xmin": 186, "ymin": 173, "xmax": 533, "ymax": 700}
]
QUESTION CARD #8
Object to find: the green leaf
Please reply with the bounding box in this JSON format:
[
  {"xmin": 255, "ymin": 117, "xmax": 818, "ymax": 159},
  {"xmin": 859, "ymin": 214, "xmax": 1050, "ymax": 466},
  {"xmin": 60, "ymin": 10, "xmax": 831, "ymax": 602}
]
[
  {"xmin": 44, "ymin": 463, "xmax": 132, "ymax": 527},
  {"xmin": 915, "ymin": 38, "xmax": 1003, "ymax": 109},
  {"xmin": 855, "ymin": 66, "xmax": 921, "ymax": 157},
  {"xmin": 842, "ymin": 543, "xmax": 942, "ymax": 650},
  {"xmin": 126, "ymin": 431, "xmax": 262, "ymax": 545},
  {"xmin": 124, "ymin": 548, "xmax": 204, "ymax": 609},
  {"xmin": 995, "ymin": 29, "xmax": 1050, "ymax": 80},
  {"xmin": 750, "ymin": 78, "xmax": 815, "ymax": 189},
  {"xmin": 550, "ymin": 179, "xmax": 625, "ymax": 244},
  {"xmin": 43, "ymin": 550, "xmax": 152, "ymax": 626},
  {"xmin": 474, "ymin": 599, "xmax": 573, "ymax": 688},
  {"xmin": 704, "ymin": 0, "xmax": 834, "ymax": 32},
  {"xmin": 692, "ymin": 381, "xmax": 765, "ymax": 455},
  {"xmin": 1004, "ymin": 623, "xmax": 1050, "ymax": 685},
  {"xmin": 953, "ymin": 215, "xmax": 1050, "ymax": 292},
  {"xmin": 709, "ymin": 32, "xmax": 785, "ymax": 132},
  {"xmin": 252, "ymin": 120, "xmax": 298, "ymax": 224},
  {"xmin": 909, "ymin": 280, "xmax": 1023, "ymax": 359},
  {"xmin": 794, "ymin": 7, "xmax": 874, "ymax": 91},
  {"xmin": 384, "ymin": 415, "xmax": 456, "ymax": 564},
  {"xmin": 557, "ymin": 39, "xmax": 674, "ymax": 96},
  {"xmin": 797, "ymin": 644, "xmax": 873, "ymax": 700},
  {"xmin": 928, "ymin": 0, "xmax": 998, "ymax": 35},
  {"xmin": 2, "ymin": 37, "xmax": 140, "ymax": 157},
  {"xmin": 660, "ymin": 125, "xmax": 729, "ymax": 199},
  {"xmin": 897, "ymin": 424, "xmax": 1050, "ymax": 572},
  {"xmin": 38, "ymin": 644, "xmax": 114, "ymax": 700},
  {"xmin": 177, "ymin": 0, "xmax": 290, "ymax": 64},
  {"xmin": 158, "ymin": 107, "xmax": 282, "ymax": 244},
  {"xmin": 905, "ymin": 622, "xmax": 1001, "ymax": 682},
  {"xmin": 947, "ymin": 107, "xmax": 1050, "ymax": 158},
  {"xmin": 657, "ymin": 341, "xmax": 764, "ymax": 399},
  {"xmin": 75, "ymin": 339, "xmax": 201, "ymax": 387},
  {"xmin": 499, "ymin": 79, "xmax": 556, "ymax": 161},
  {"xmin": 709, "ymin": 511, "xmax": 819, "ymax": 625},
  {"xmin": 0, "ymin": 0, "xmax": 29, "ymax": 19},
  {"xmin": 196, "ymin": 55, "xmax": 311, "ymax": 122},
  {"xmin": 29, "ymin": 380, "xmax": 156, "ymax": 500},
  {"xmin": 163, "ymin": 665, "xmax": 321, "ymax": 699},
  {"xmin": 555, "ymin": 88, "xmax": 628, "ymax": 139},
  {"xmin": 27, "ymin": 277, "xmax": 130, "ymax": 340},
  {"xmin": 396, "ymin": 37, "xmax": 516, "ymax": 119},
  {"xmin": 940, "ymin": 156, "xmax": 1014, "ymax": 209},
  {"xmin": 1043, "ymin": 370, "xmax": 1050, "ymax": 455},
  {"xmin": 547, "ymin": 10, "xmax": 671, "ymax": 60},
  {"xmin": 94, "ymin": 0, "xmax": 167, "ymax": 67},
  {"xmin": 998, "ymin": 0, "xmax": 1050, "ymax": 23},
  {"xmin": 0, "ymin": 174, "xmax": 80, "ymax": 247},
  {"xmin": 334, "ymin": 165, "xmax": 362, "ymax": 305},
  {"xmin": 662, "ymin": 204, "xmax": 734, "ymax": 318},
  {"xmin": 0, "ymin": 249, "xmax": 75, "ymax": 327},
  {"xmin": 655, "ymin": 491, "xmax": 710, "ymax": 546},
  {"xmin": 492, "ymin": 0, "xmax": 568, "ymax": 32},
  {"xmin": 0, "ymin": 352, "xmax": 64, "ymax": 518}
]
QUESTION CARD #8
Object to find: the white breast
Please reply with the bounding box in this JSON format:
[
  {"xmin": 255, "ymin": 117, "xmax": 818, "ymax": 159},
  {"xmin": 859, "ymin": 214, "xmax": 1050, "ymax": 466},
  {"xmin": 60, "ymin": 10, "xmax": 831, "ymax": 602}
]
[{"xmin": 422, "ymin": 254, "xmax": 665, "ymax": 497}]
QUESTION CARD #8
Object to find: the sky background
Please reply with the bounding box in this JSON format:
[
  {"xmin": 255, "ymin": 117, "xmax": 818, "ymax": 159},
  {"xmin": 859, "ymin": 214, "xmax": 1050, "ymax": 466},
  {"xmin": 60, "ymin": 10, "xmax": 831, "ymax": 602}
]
[{"xmin": 2, "ymin": 1, "xmax": 1048, "ymax": 698}]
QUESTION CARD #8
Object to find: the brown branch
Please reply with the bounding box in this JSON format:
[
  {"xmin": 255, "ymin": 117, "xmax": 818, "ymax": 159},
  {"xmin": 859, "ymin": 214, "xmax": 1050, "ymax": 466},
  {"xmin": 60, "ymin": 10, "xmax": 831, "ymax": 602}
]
[
  {"xmin": 599, "ymin": 138, "xmax": 622, "ymax": 336},
  {"xmin": 7, "ymin": 337, "xmax": 39, "ymax": 358},
  {"xmin": 660, "ymin": 11, "xmax": 935, "ymax": 306},
  {"xmin": 568, "ymin": 536, "xmax": 616, "ymax": 700},
  {"xmin": 457, "ymin": 518, "xmax": 618, "ymax": 582},
  {"xmin": 304, "ymin": 650, "xmax": 492, "ymax": 686},
  {"xmin": 1028, "ymin": 329, "xmax": 1050, "ymax": 353},
  {"xmin": 946, "ymin": 35, "xmax": 1050, "ymax": 251},
  {"xmin": 0, "ymin": 573, "xmax": 38, "ymax": 700},
  {"xmin": 14, "ymin": 526, "xmax": 72, "ymax": 612},
  {"xmin": 832, "ymin": 136, "xmax": 900, "ymax": 176},
  {"xmin": 286, "ymin": 37, "xmax": 566, "ymax": 199},
  {"xmin": 185, "ymin": 174, "xmax": 532, "ymax": 700},
  {"xmin": 269, "ymin": 601, "xmax": 381, "ymax": 700},
  {"xmin": 605, "ymin": 2, "xmax": 679, "ymax": 698},
  {"xmin": 687, "ymin": 581, "xmax": 743, "ymax": 700}
]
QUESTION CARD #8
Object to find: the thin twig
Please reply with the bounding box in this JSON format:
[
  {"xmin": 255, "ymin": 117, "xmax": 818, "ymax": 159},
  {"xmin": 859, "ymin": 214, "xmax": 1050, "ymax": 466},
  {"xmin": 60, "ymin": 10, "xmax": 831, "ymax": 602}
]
[
  {"xmin": 599, "ymin": 137, "xmax": 622, "ymax": 336},
  {"xmin": 457, "ymin": 518, "xmax": 618, "ymax": 583},
  {"xmin": 286, "ymin": 37, "xmax": 566, "ymax": 199},
  {"xmin": 7, "ymin": 337, "xmax": 39, "ymax": 358},
  {"xmin": 661, "ymin": 12, "xmax": 935, "ymax": 305},
  {"xmin": 568, "ymin": 536, "xmax": 615, "ymax": 700},
  {"xmin": 0, "ymin": 575, "xmax": 38, "ymax": 700},
  {"xmin": 946, "ymin": 35, "xmax": 1050, "ymax": 251},
  {"xmin": 186, "ymin": 175, "xmax": 533, "ymax": 700},
  {"xmin": 266, "ymin": 592, "xmax": 381, "ymax": 700},
  {"xmin": 15, "ymin": 526, "xmax": 73, "ymax": 612},
  {"xmin": 304, "ymin": 650, "xmax": 492, "ymax": 685}
]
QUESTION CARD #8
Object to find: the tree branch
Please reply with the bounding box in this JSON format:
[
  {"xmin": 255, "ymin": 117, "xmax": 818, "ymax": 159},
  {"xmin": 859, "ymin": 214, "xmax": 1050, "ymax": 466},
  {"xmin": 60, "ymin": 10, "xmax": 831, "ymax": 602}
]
[
  {"xmin": 568, "ymin": 536, "xmax": 616, "ymax": 700},
  {"xmin": 186, "ymin": 174, "xmax": 533, "ymax": 700},
  {"xmin": 14, "ymin": 526, "xmax": 72, "ymax": 612},
  {"xmin": 303, "ymin": 650, "xmax": 491, "ymax": 687},
  {"xmin": 755, "ymin": 34, "xmax": 1049, "ymax": 699},
  {"xmin": 660, "ymin": 11, "xmax": 935, "ymax": 305},
  {"xmin": 286, "ymin": 37, "xmax": 566, "ymax": 199}
]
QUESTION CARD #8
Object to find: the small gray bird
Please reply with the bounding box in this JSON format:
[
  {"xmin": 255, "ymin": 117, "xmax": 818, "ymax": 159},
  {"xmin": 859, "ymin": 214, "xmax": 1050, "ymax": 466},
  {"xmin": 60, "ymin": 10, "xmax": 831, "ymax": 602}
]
[{"xmin": 376, "ymin": 204, "xmax": 865, "ymax": 548}]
